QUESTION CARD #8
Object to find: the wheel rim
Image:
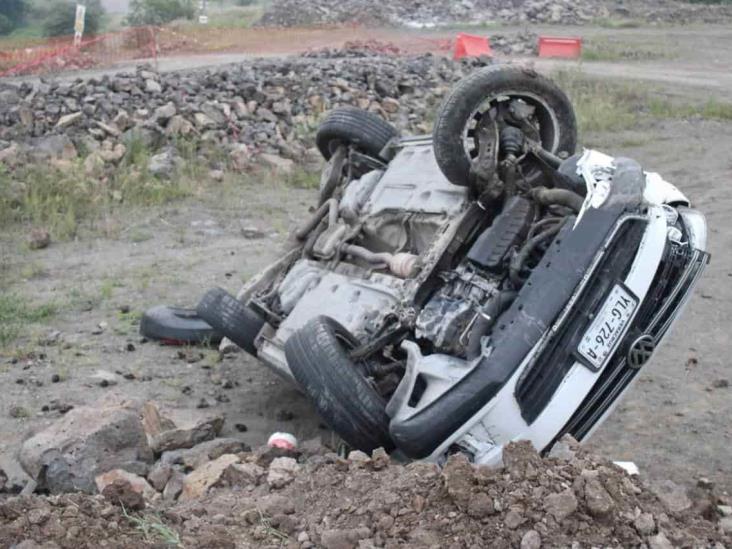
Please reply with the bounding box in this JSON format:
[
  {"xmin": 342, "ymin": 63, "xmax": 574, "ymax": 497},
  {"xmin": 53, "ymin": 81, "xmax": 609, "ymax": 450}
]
[
  {"xmin": 462, "ymin": 90, "xmax": 562, "ymax": 161},
  {"xmin": 334, "ymin": 332, "xmax": 386, "ymax": 398}
]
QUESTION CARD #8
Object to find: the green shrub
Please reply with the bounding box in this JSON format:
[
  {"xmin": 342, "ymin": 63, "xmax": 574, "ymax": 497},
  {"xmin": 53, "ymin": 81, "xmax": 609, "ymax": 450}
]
[
  {"xmin": 0, "ymin": 14, "xmax": 14, "ymax": 35},
  {"xmin": 42, "ymin": 0, "xmax": 105, "ymax": 37},
  {"xmin": 0, "ymin": 0, "xmax": 27, "ymax": 35},
  {"xmin": 126, "ymin": 0, "xmax": 196, "ymax": 26}
]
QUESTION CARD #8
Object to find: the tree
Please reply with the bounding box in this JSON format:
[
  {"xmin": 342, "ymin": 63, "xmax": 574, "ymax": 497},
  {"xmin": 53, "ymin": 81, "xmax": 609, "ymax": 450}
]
[
  {"xmin": 42, "ymin": 0, "xmax": 105, "ymax": 38},
  {"xmin": 0, "ymin": 0, "xmax": 27, "ymax": 35},
  {"xmin": 126, "ymin": 0, "xmax": 196, "ymax": 26}
]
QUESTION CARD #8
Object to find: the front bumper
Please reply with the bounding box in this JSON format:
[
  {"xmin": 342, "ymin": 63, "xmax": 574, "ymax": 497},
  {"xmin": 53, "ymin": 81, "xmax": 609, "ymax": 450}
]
[
  {"xmin": 418, "ymin": 204, "xmax": 706, "ymax": 466},
  {"xmin": 388, "ymin": 157, "xmax": 708, "ymax": 463}
]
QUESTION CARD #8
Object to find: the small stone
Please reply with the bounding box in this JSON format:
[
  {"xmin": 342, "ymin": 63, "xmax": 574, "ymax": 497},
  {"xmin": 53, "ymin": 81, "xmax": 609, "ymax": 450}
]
[
  {"xmin": 148, "ymin": 148, "xmax": 181, "ymax": 179},
  {"xmin": 718, "ymin": 504, "xmax": 732, "ymax": 517},
  {"xmin": 56, "ymin": 111, "xmax": 82, "ymax": 128},
  {"xmin": 91, "ymin": 370, "xmax": 120, "ymax": 387},
  {"xmin": 520, "ymin": 530, "xmax": 541, "ymax": 549},
  {"xmin": 720, "ymin": 516, "xmax": 732, "ymax": 534},
  {"xmin": 163, "ymin": 471, "xmax": 185, "ymax": 501},
  {"xmin": 179, "ymin": 454, "xmax": 240, "ymax": 501},
  {"xmin": 697, "ymin": 477, "xmax": 715, "ymax": 489},
  {"xmin": 27, "ymin": 506, "xmax": 50, "ymax": 525},
  {"xmin": 145, "ymin": 79, "xmax": 162, "ymax": 93},
  {"xmin": 381, "ymin": 97, "xmax": 400, "ymax": 113},
  {"xmin": 712, "ymin": 379, "xmax": 729, "ymax": 389},
  {"xmin": 154, "ymin": 101, "xmax": 177, "ymax": 122},
  {"xmin": 649, "ymin": 532, "xmax": 674, "ymax": 549},
  {"xmin": 267, "ymin": 457, "xmax": 300, "ymax": 489},
  {"xmin": 223, "ymin": 462, "xmax": 266, "ymax": 486},
  {"xmin": 371, "ymin": 448, "xmax": 390, "ymax": 470},
  {"xmin": 634, "ymin": 512, "xmax": 656, "ymax": 535},
  {"xmin": 544, "ymin": 488, "xmax": 578, "ymax": 522},
  {"xmin": 467, "ymin": 492, "xmax": 495, "ymax": 518},
  {"xmin": 584, "ymin": 477, "xmax": 615, "ymax": 517},
  {"xmin": 259, "ymin": 153, "xmax": 295, "ymax": 174},
  {"xmin": 166, "ymin": 115, "xmax": 194, "ymax": 136},
  {"xmin": 504, "ymin": 510, "xmax": 523, "ymax": 529},
  {"xmin": 96, "ymin": 121, "xmax": 121, "ymax": 137},
  {"xmin": 95, "ymin": 469, "xmax": 156, "ymax": 501},
  {"xmin": 241, "ymin": 226, "xmax": 265, "ymax": 239},
  {"xmin": 147, "ymin": 463, "xmax": 172, "ymax": 491},
  {"xmin": 142, "ymin": 402, "xmax": 229, "ymax": 456},
  {"xmin": 235, "ymin": 423, "xmax": 248, "ymax": 432},
  {"xmin": 28, "ymin": 228, "xmax": 51, "ymax": 250},
  {"xmin": 229, "ymin": 143, "xmax": 250, "ymax": 171}
]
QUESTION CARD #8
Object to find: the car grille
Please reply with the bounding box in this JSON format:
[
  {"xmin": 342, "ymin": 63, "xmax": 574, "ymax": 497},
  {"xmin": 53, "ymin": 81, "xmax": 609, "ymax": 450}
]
[
  {"xmin": 515, "ymin": 218, "xmax": 647, "ymax": 424},
  {"xmin": 556, "ymin": 241, "xmax": 709, "ymax": 442}
]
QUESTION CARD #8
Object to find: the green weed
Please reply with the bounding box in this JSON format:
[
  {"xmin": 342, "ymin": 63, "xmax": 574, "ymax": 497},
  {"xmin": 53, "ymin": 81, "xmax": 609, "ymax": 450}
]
[
  {"xmin": 122, "ymin": 507, "xmax": 182, "ymax": 547},
  {"xmin": 0, "ymin": 294, "xmax": 56, "ymax": 349}
]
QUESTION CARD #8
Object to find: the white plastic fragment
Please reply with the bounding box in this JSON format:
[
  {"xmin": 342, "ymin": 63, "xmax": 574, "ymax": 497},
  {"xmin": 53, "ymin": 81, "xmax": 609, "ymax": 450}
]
[
  {"xmin": 268, "ymin": 432, "xmax": 298, "ymax": 450},
  {"xmin": 613, "ymin": 461, "xmax": 640, "ymax": 475}
]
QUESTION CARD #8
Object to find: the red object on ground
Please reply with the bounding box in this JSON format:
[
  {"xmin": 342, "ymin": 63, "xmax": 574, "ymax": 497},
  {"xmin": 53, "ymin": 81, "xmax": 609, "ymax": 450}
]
[
  {"xmin": 453, "ymin": 33, "xmax": 492, "ymax": 60},
  {"xmin": 538, "ymin": 36, "xmax": 582, "ymax": 59}
]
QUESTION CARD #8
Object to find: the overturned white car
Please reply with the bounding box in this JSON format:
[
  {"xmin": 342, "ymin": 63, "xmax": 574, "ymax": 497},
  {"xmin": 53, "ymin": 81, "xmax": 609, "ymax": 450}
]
[{"xmin": 197, "ymin": 66, "xmax": 709, "ymax": 464}]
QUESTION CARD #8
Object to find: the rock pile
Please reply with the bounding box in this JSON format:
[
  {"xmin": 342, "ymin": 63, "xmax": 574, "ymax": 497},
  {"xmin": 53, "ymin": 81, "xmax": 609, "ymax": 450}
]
[
  {"xmin": 256, "ymin": 0, "xmax": 732, "ymax": 28},
  {"xmin": 257, "ymin": 0, "xmax": 610, "ymax": 28},
  {"xmin": 0, "ymin": 55, "xmax": 492, "ymax": 174},
  {"xmin": 2, "ymin": 434, "xmax": 731, "ymax": 548}
]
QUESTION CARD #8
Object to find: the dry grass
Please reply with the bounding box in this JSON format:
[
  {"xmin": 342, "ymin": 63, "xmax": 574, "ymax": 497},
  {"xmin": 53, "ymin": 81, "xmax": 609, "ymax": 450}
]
[
  {"xmin": 582, "ymin": 37, "xmax": 677, "ymax": 62},
  {"xmin": 552, "ymin": 69, "xmax": 732, "ymax": 137}
]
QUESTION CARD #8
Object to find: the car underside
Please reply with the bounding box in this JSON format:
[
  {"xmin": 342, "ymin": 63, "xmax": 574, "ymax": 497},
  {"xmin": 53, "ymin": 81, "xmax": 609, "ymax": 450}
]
[{"xmin": 197, "ymin": 65, "xmax": 709, "ymax": 465}]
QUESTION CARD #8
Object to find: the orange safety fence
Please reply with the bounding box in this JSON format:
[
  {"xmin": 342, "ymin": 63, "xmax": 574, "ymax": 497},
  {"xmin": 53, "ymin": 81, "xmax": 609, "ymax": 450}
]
[{"xmin": 0, "ymin": 26, "xmax": 157, "ymax": 78}]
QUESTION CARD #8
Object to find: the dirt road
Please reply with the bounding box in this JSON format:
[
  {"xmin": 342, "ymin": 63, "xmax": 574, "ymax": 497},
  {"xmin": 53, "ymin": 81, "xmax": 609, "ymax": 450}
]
[{"xmin": 1, "ymin": 24, "xmax": 731, "ymax": 494}]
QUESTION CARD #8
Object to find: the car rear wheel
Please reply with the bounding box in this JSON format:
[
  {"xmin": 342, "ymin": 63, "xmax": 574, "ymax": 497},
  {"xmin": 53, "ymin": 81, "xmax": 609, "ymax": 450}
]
[
  {"xmin": 433, "ymin": 65, "xmax": 577, "ymax": 188},
  {"xmin": 316, "ymin": 106, "xmax": 399, "ymax": 161},
  {"xmin": 284, "ymin": 316, "xmax": 394, "ymax": 453},
  {"xmin": 196, "ymin": 288, "xmax": 266, "ymax": 356}
]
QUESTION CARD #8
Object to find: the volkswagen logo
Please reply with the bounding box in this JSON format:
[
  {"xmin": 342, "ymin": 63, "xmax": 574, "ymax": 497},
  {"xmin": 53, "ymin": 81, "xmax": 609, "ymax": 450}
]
[{"xmin": 627, "ymin": 335, "xmax": 655, "ymax": 369}]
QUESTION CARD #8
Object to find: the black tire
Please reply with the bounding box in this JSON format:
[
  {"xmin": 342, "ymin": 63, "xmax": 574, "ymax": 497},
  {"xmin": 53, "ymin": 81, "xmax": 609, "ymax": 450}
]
[
  {"xmin": 285, "ymin": 316, "xmax": 394, "ymax": 453},
  {"xmin": 316, "ymin": 106, "xmax": 399, "ymax": 161},
  {"xmin": 139, "ymin": 305, "xmax": 221, "ymax": 345},
  {"xmin": 433, "ymin": 65, "xmax": 577, "ymax": 187},
  {"xmin": 196, "ymin": 288, "xmax": 266, "ymax": 356}
]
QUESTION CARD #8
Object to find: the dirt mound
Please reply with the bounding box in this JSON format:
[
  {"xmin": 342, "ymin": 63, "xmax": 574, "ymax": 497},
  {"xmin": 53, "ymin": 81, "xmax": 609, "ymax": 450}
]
[{"xmin": 2, "ymin": 440, "xmax": 730, "ymax": 548}]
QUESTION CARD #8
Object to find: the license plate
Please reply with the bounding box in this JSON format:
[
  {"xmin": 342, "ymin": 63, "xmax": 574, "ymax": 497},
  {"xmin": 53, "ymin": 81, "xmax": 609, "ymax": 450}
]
[{"xmin": 577, "ymin": 284, "xmax": 638, "ymax": 370}]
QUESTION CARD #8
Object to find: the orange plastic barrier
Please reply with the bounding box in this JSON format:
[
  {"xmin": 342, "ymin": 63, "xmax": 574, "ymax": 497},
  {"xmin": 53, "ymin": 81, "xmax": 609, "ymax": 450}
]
[
  {"xmin": 538, "ymin": 36, "xmax": 582, "ymax": 59},
  {"xmin": 453, "ymin": 33, "xmax": 492, "ymax": 60},
  {"xmin": 0, "ymin": 27, "xmax": 157, "ymax": 77}
]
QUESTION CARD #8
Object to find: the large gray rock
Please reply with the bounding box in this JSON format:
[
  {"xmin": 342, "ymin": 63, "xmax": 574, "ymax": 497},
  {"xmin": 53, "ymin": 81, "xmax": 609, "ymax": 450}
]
[{"xmin": 19, "ymin": 396, "xmax": 153, "ymax": 494}]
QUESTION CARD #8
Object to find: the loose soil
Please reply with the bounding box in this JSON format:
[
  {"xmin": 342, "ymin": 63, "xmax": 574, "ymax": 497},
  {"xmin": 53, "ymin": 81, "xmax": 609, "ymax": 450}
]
[{"xmin": 1, "ymin": 441, "xmax": 730, "ymax": 548}]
